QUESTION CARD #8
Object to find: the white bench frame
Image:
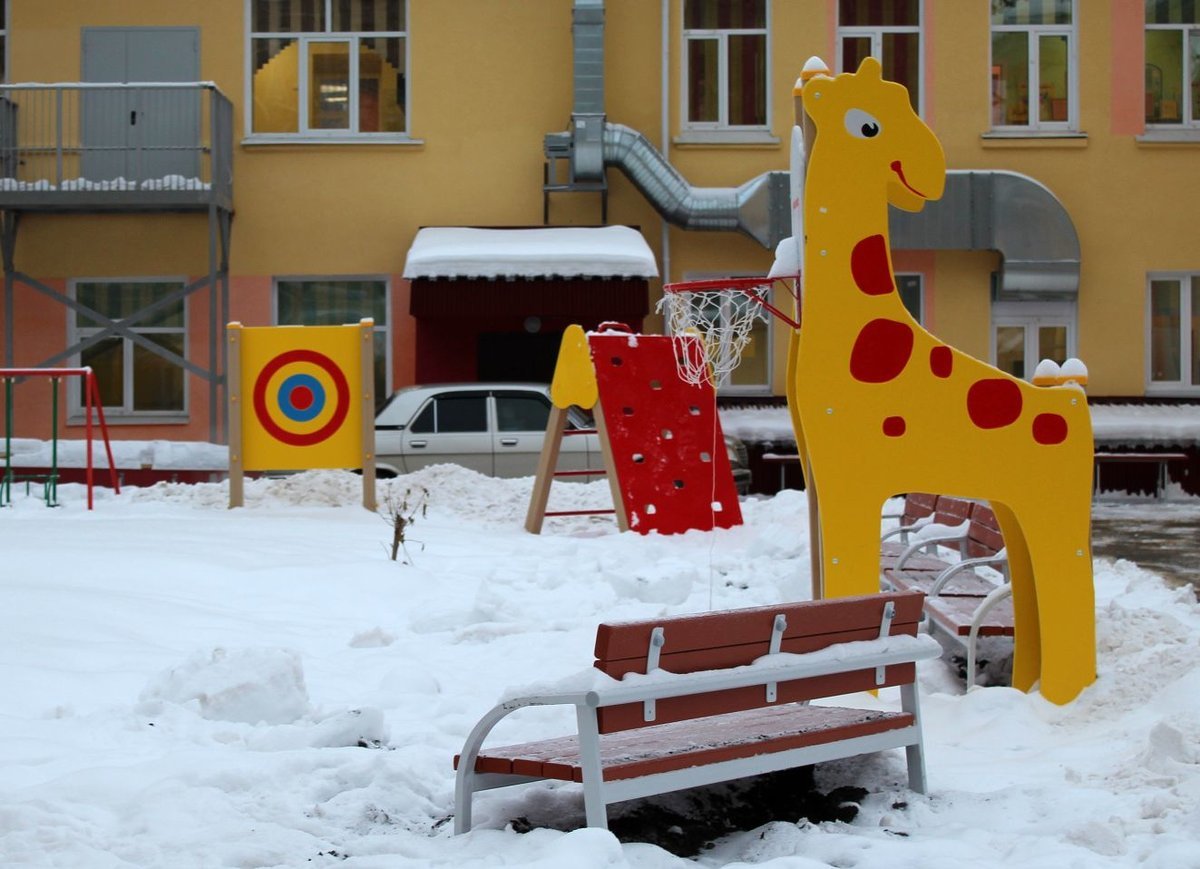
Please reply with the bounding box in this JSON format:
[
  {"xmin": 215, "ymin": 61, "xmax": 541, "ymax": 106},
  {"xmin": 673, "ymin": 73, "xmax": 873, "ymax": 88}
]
[{"xmin": 454, "ymin": 636, "xmax": 941, "ymax": 833}]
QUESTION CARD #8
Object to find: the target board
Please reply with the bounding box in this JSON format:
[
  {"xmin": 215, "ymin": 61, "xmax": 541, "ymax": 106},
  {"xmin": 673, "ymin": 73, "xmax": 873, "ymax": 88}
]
[{"xmin": 227, "ymin": 321, "xmax": 376, "ymax": 509}]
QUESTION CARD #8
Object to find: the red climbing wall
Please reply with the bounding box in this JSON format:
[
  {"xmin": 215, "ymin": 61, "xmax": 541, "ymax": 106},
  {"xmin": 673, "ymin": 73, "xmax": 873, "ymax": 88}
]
[{"xmin": 588, "ymin": 331, "xmax": 743, "ymax": 535}]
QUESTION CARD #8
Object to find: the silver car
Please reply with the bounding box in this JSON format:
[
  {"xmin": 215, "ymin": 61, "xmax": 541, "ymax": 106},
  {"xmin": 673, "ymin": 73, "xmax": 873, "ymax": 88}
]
[{"xmin": 374, "ymin": 383, "xmax": 751, "ymax": 493}]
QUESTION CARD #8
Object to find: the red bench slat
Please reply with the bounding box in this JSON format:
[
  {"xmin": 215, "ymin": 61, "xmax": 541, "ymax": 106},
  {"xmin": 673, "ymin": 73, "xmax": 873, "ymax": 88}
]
[
  {"xmin": 595, "ymin": 592, "xmax": 923, "ymax": 663},
  {"xmin": 457, "ymin": 705, "xmax": 914, "ymax": 783},
  {"xmin": 925, "ymin": 594, "xmax": 1015, "ymax": 637},
  {"xmin": 591, "ymin": 592, "xmax": 923, "ymax": 733}
]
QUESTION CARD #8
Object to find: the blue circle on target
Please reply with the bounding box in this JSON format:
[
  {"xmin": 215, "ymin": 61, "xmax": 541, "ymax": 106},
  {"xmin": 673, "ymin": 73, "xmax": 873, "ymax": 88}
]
[{"xmin": 278, "ymin": 373, "xmax": 325, "ymax": 422}]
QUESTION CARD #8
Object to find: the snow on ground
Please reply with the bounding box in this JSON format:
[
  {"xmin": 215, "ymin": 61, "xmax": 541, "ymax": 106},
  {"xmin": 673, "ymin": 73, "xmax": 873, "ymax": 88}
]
[{"xmin": 2, "ymin": 467, "xmax": 1200, "ymax": 868}]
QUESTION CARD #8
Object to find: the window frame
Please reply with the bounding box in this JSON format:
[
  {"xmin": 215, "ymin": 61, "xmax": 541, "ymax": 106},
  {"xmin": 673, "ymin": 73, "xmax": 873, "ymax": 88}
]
[
  {"xmin": 680, "ymin": 0, "xmax": 771, "ymax": 138},
  {"xmin": 1144, "ymin": 16, "xmax": 1200, "ymax": 130},
  {"xmin": 244, "ymin": 0, "xmax": 412, "ymax": 143},
  {"xmin": 1145, "ymin": 272, "xmax": 1199, "ymax": 395},
  {"xmin": 896, "ymin": 272, "xmax": 924, "ymax": 324},
  {"xmin": 836, "ymin": 0, "xmax": 925, "ymax": 117},
  {"xmin": 270, "ymin": 275, "xmax": 392, "ymax": 402},
  {"xmin": 1, "ymin": 0, "xmax": 8, "ymax": 82},
  {"xmin": 67, "ymin": 277, "xmax": 190, "ymax": 422},
  {"xmin": 988, "ymin": 1, "xmax": 1078, "ymax": 134},
  {"xmin": 989, "ymin": 300, "xmax": 1077, "ymax": 382}
]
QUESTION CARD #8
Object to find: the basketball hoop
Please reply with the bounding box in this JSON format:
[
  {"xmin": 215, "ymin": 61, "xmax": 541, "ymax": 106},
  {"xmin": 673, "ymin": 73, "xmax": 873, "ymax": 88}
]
[{"xmin": 657, "ymin": 275, "xmax": 800, "ymax": 387}]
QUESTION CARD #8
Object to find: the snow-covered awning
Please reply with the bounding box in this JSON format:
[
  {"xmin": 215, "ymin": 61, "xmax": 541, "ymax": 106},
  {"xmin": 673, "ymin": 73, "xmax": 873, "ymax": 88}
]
[{"xmin": 403, "ymin": 226, "xmax": 659, "ymax": 280}]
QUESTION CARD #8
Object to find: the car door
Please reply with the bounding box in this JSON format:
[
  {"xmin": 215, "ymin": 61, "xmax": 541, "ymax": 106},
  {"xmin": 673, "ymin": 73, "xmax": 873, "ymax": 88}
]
[
  {"xmin": 400, "ymin": 390, "xmax": 492, "ymax": 475},
  {"xmin": 492, "ymin": 390, "xmax": 596, "ymax": 478}
]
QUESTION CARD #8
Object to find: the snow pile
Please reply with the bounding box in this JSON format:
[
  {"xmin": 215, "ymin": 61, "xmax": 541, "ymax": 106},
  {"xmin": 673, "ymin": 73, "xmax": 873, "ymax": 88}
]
[{"xmin": 2, "ymin": 472, "xmax": 1199, "ymax": 867}]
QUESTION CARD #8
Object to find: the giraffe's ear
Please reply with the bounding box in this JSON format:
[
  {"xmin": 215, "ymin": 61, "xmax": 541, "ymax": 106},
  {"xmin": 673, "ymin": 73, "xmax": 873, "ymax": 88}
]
[{"xmin": 856, "ymin": 56, "xmax": 883, "ymax": 80}]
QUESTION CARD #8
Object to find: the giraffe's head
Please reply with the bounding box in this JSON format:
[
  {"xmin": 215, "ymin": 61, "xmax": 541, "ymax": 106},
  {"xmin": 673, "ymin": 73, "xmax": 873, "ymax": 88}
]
[{"xmin": 803, "ymin": 56, "xmax": 945, "ymax": 212}]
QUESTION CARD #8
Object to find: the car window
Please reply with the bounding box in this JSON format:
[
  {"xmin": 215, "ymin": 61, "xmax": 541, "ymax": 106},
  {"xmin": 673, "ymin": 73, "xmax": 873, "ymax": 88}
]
[
  {"xmin": 409, "ymin": 402, "xmax": 436, "ymax": 433},
  {"xmin": 408, "ymin": 394, "xmax": 488, "ymax": 433},
  {"xmin": 496, "ymin": 395, "xmax": 551, "ymax": 432},
  {"xmin": 434, "ymin": 395, "xmax": 488, "ymax": 433}
]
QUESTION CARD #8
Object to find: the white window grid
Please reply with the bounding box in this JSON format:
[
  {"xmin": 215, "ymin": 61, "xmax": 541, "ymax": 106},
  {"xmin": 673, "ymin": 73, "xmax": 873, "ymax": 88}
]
[
  {"xmin": 1145, "ymin": 272, "xmax": 1199, "ymax": 394},
  {"xmin": 837, "ymin": 2, "xmax": 924, "ymax": 117},
  {"xmin": 989, "ymin": 3, "xmax": 1078, "ymax": 132},
  {"xmin": 246, "ymin": 0, "xmax": 409, "ymax": 138},
  {"xmin": 67, "ymin": 278, "xmax": 189, "ymax": 418},
  {"xmin": 1145, "ymin": 22, "xmax": 1200, "ymax": 128},
  {"xmin": 681, "ymin": 2, "xmax": 771, "ymax": 132}
]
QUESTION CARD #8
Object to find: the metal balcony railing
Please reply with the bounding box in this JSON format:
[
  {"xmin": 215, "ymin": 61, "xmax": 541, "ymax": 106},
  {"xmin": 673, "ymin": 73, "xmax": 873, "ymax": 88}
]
[{"xmin": 0, "ymin": 82, "xmax": 233, "ymax": 211}]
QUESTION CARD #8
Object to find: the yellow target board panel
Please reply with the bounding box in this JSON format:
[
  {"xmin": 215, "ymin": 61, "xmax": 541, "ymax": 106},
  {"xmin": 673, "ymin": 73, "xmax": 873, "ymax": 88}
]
[{"xmin": 227, "ymin": 321, "xmax": 375, "ymax": 509}]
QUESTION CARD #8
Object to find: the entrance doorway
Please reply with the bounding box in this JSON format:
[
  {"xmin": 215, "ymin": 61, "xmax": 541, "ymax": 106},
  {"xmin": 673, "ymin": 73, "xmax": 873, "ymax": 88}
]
[{"xmin": 477, "ymin": 332, "xmax": 562, "ymax": 382}]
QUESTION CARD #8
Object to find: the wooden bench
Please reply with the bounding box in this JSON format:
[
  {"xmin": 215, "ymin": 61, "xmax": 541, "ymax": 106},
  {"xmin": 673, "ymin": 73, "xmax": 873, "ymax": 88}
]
[
  {"xmin": 453, "ymin": 591, "xmax": 940, "ymax": 833},
  {"xmin": 880, "ymin": 495, "xmax": 1012, "ymax": 688}
]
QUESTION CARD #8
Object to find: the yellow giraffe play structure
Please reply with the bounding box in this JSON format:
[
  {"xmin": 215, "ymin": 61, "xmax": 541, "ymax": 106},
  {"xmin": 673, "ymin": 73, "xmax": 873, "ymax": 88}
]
[{"xmin": 791, "ymin": 58, "xmax": 1095, "ymax": 705}]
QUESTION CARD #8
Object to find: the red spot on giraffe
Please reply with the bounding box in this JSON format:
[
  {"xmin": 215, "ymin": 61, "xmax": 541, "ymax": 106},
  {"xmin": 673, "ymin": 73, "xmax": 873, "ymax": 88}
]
[
  {"xmin": 967, "ymin": 379, "xmax": 1023, "ymax": 429},
  {"xmin": 930, "ymin": 346, "xmax": 953, "ymax": 378},
  {"xmin": 850, "ymin": 319, "xmax": 914, "ymax": 383},
  {"xmin": 882, "ymin": 416, "xmax": 907, "ymax": 437},
  {"xmin": 1033, "ymin": 413, "xmax": 1069, "ymax": 445},
  {"xmin": 850, "ymin": 235, "xmax": 895, "ymax": 296}
]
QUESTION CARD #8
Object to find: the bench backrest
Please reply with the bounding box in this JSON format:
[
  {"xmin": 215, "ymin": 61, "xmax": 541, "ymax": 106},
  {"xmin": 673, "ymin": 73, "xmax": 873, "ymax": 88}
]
[
  {"xmin": 591, "ymin": 590, "xmax": 925, "ymax": 733},
  {"xmin": 966, "ymin": 502, "xmax": 1005, "ymax": 558},
  {"xmin": 901, "ymin": 492, "xmax": 937, "ymax": 526}
]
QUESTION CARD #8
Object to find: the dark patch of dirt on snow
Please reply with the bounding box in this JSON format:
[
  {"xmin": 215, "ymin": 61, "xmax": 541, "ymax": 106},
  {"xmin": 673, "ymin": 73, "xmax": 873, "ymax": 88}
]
[{"xmin": 511, "ymin": 767, "xmax": 868, "ymax": 857}]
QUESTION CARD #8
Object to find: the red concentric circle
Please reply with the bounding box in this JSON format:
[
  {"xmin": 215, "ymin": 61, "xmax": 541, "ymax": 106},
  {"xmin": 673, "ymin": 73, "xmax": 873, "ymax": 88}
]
[{"xmin": 252, "ymin": 349, "xmax": 350, "ymax": 447}]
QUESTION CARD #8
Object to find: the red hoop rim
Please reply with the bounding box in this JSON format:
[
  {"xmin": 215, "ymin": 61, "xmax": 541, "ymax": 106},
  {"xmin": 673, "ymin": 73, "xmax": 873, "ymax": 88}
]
[
  {"xmin": 662, "ymin": 275, "xmax": 779, "ymax": 294},
  {"xmin": 660, "ymin": 275, "xmax": 801, "ymax": 331}
]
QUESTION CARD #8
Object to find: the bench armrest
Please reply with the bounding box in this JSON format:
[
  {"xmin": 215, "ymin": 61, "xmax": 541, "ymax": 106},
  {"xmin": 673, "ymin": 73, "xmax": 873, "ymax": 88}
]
[
  {"xmin": 929, "ymin": 551, "xmax": 1009, "ymax": 597},
  {"xmin": 895, "ymin": 527, "xmax": 966, "ymax": 570},
  {"xmin": 880, "ymin": 515, "xmax": 933, "ymax": 545}
]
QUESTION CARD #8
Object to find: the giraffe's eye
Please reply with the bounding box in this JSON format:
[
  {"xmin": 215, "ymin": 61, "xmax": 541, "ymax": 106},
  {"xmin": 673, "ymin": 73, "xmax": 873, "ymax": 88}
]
[{"xmin": 845, "ymin": 108, "xmax": 881, "ymax": 139}]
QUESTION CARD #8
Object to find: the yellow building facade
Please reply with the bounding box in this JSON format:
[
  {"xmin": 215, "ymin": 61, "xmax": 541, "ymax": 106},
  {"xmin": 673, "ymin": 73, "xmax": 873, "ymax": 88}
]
[{"xmin": 0, "ymin": 0, "xmax": 1197, "ymax": 445}]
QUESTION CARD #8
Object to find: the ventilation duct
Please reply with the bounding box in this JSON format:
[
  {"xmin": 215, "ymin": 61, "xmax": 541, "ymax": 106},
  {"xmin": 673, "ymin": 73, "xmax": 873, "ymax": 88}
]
[
  {"xmin": 602, "ymin": 123, "xmax": 788, "ymax": 246},
  {"xmin": 890, "ymin": 170, "xmax": 1081, "ymax": 298}
]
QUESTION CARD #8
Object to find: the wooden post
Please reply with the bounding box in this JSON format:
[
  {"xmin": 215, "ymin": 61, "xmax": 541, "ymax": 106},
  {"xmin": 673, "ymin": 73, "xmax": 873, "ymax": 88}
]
[
  {"xmin": 524, "ymin": 404, "xmax": 568, "ymax": 534},
  {"xmin": 359, "ymin": 318, "xmax": 377, "ymax": 511},
  {"xmin": 226, "ymin": 322, "xmax": 244, "ymax": 508}
]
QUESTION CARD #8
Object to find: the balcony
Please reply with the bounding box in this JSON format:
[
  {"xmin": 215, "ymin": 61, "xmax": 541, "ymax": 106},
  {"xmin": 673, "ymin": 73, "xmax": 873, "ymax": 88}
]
[{"xmin": 0, "ymin": 82, "xmax": 233, "ymax": 213}]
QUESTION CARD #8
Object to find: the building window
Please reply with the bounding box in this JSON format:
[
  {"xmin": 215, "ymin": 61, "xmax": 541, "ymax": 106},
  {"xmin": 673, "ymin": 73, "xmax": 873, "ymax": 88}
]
[
  {"xmin": 897, "ymin": 274, "xmax": 923, "ymax": 324},
  {"xmin": 682, "ymin": 0, "xmax": 768, "ymax": 131},
  {"xmin": 71, "ymin": 280, "xmax": 187, "ymax": 417},
  {"xmin": 991, "ymin": 301, "xmax": 1075, "ymax": 380},
  {"xmin": 990, "ymin": 0, "xmax": 1075, "ymax": 130},
  {"xmin": 1147, "ymin": 275, "xmax": 1199, "ymax": 392},
  {"xmin": 838, "ymin": 0, "xmax": 922, "ymax": 114},
  {"xmin": 1145, "ymin": 3, "xmax": 1200, "ymax": 126},
  {"xmin": 274, "ymin": 278, "xmax": 390, "ymax": 402},
  {"xmin": 0, "ymin": 0, "xmax": 7, "ymax": 81},
  {"xmin": 249, "ymin": 0, "xmax": 407, "ymax": 138}
]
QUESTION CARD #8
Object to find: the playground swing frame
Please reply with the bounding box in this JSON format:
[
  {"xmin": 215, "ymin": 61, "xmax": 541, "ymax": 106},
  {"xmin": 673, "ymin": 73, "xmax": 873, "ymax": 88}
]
[{"xmin": 1, "ymin": 367, "xmax": 120, "ymax": 510}]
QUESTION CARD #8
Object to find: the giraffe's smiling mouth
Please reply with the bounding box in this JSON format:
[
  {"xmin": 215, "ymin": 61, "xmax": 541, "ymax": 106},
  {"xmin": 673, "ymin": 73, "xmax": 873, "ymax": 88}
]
[{"xmin": 890, "ymin": 160, "xmax": 926, "ymax": 199}]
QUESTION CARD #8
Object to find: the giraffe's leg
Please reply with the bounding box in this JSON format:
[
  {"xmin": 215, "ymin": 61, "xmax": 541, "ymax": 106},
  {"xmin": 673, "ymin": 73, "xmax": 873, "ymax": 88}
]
[
  {"xmin": 814, "ymin": 484, "xmax": 886, "ymax": 600},
  {"xmin": 1014, "ymin": 491, "xmax": 1096, "ymax": 704},
  {"xmin": 991, "ymin": 502, "xmax": 1041, "ymax": 692}
]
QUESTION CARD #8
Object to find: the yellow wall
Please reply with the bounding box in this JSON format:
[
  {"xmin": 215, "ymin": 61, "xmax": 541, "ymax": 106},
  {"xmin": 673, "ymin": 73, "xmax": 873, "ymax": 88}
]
[{"xmin": 4, "ymin": 0, "xmax": 1196, "ymax": 442}]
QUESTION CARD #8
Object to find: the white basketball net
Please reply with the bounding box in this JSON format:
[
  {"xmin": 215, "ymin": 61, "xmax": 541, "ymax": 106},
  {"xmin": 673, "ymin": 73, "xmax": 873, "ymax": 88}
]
[{"xmin": 657, "ymin": 283, "xmax": 772, "ymax": 388}]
